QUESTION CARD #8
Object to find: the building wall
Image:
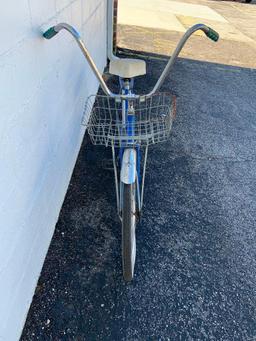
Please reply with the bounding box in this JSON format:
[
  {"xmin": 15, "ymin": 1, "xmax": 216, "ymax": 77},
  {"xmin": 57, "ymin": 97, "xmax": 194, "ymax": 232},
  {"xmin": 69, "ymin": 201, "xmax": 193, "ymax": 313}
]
[{"xmin": 0, "ymin": 1, "xmax": 107, "ymax": 340}]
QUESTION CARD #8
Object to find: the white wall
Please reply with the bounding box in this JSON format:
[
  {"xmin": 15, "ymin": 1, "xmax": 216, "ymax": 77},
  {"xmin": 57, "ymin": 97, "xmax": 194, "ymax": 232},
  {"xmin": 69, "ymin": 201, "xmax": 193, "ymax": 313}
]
[{"xmin": 0, "ymin": 1, "xmax": 107, "ymax": 340}]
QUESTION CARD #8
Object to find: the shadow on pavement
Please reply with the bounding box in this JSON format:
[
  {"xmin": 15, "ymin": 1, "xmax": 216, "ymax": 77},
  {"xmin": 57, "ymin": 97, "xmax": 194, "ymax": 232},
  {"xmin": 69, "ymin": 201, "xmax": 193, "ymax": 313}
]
[{"xmin": 22, "ymin": 53, "xmax": 256, "ymax": 340}]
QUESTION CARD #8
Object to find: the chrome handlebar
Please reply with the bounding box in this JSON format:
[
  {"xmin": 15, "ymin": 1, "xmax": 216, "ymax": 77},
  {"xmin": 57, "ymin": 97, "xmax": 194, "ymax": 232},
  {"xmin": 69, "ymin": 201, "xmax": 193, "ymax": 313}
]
[
  {"xmin": 43, "ymin": 23, "xmax": 219, "ymax": 100},
  {"xmin": 43, "ymin": 23, "xmax": 113, "ymax": 97}
]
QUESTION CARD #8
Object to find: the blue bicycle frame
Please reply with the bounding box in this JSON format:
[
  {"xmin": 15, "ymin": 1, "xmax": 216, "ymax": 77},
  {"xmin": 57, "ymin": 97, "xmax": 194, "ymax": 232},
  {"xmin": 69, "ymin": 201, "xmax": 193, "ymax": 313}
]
[{"xmin": 119, "ymin": 78, "xmax": 141, "ymax": 215}]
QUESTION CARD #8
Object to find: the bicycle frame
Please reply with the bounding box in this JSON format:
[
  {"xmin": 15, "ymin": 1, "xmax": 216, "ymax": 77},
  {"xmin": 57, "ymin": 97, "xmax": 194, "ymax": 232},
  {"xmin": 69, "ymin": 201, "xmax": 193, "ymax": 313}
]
[
  {"xmin": 43, "ymin": 21, "xmax": 219, "ymax": 217},
  {"xmin": 113, "ymin": 78, "xmax": 147, "ymax": 219}
]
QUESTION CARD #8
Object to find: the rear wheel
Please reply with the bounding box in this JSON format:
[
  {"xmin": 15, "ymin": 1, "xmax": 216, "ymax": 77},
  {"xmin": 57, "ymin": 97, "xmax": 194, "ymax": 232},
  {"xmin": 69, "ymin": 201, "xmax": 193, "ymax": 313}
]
[{"xmin": 122, "ymin": 183, "xmax": 136, "ymax": 281}]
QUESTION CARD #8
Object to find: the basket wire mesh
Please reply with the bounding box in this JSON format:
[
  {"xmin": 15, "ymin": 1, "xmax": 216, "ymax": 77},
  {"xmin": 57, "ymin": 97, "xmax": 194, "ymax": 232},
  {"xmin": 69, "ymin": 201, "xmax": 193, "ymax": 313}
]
[{"xmin": 82, "ymin": 92, "xmax": 176, "ymax": 147}]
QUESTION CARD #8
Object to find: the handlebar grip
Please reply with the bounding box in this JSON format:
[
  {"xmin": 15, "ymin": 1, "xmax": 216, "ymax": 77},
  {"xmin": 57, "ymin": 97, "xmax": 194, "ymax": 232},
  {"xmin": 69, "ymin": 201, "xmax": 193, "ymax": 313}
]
[
  {"xmin": 43, "ymin": 27, "xmax": 58, "ymax": 39},
  {"xmin": 205, "ymin": 27, "xmax": 219, "ymax": 42}
]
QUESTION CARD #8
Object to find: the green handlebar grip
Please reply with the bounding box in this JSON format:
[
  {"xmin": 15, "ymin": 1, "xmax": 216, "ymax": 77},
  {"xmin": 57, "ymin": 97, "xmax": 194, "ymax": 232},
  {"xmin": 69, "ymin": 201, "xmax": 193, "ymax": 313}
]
[
  {"xmin": 206, "ymin": 27, "xmax": 219, "ymax": 42},
  {"xmin": 43, "ymin": 27, "xmax": 58, "ymax": 39}
]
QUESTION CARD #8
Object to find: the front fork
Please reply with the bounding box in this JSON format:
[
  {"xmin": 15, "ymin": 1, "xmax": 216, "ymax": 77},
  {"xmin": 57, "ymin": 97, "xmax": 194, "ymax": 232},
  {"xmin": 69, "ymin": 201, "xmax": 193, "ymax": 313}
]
[
  {"xmin": 112, "ymin": 78, "xmax": 148, "ymax": 220},
  {"xmin": 120, "ymin": 148, "xmax": 141, "ymax": 219},
  {"xmin": 112, "ymin": 143, "xmax": 148, "ymax": 221}
]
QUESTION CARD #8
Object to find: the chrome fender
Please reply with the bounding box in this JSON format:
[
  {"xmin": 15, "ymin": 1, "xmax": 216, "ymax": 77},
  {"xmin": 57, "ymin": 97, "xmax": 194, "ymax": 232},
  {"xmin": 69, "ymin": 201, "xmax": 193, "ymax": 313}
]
[{"xmin": 120, "ymin": 148, "xmax": 137, "ymax": 184}]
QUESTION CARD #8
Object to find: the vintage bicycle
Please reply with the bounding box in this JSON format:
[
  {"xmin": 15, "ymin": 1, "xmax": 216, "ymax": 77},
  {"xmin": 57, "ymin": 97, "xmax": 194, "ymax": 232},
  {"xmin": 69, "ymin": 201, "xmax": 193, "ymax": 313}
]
[{"xmin": 43, "ymin": 22, "xmax": 219, "ymax": 281}]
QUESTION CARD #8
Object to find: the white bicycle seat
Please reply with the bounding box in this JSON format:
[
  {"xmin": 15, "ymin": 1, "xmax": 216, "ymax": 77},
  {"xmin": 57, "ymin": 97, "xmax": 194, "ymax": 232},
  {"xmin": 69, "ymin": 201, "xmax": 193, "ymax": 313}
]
[{"xmin": 109, "ymin": 58, "xmax": 146, "ymax": 78}]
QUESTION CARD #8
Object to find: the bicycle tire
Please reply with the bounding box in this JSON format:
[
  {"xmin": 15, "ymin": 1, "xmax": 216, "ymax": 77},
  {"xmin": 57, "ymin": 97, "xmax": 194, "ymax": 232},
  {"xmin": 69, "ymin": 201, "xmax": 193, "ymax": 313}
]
[{"xmin": 122, "ymin": 183, "xmax": 136, "ymax": 281}]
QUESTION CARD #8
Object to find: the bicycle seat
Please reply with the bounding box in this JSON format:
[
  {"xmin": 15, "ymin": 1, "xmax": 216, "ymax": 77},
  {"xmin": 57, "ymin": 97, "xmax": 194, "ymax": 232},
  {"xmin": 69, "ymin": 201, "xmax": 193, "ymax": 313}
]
[{"xmin": 109, "ymin": 58, "xmax": 146, "ymax": 78}]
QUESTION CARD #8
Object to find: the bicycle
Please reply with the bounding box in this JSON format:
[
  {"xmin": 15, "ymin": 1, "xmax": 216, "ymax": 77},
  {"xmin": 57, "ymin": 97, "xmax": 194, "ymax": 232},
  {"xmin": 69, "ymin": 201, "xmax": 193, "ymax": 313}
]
[{"xmin": 43, "ymin": 22, "xmax": 219, "ymax": 281}]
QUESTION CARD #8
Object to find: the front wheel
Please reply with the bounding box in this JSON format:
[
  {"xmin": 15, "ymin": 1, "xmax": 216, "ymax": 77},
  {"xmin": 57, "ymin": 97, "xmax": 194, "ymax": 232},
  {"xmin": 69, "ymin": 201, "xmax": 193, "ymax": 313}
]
[{"xmin": 122, "ymin": 183, "xmax": 136, "ymax": 281}]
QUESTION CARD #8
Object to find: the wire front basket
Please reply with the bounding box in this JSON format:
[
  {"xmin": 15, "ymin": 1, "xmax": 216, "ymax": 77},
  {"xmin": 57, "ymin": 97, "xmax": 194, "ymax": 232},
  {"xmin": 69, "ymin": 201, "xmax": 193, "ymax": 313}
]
[{"xmin": 82, "ymin": 92, "xmax": 176, "ymax": 147}]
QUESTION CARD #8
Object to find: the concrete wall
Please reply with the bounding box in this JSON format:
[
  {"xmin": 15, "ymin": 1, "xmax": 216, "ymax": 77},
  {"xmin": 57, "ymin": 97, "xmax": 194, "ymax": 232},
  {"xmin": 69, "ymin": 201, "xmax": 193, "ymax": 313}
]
[{"xmin": 0, "ymin": 1, "xmax": 107, "ymax": 340}]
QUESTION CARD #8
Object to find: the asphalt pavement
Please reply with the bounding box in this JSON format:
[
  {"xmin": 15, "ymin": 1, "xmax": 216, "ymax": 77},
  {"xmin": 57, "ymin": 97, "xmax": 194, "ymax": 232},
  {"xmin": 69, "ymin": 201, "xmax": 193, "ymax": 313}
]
[
  {"xmin": 118, "ymin": 0, "xmax": 256, "ymax": 68},
  {"xmin": 21, "ymin": 52, "xmax": 256, "ymax": 340}
]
